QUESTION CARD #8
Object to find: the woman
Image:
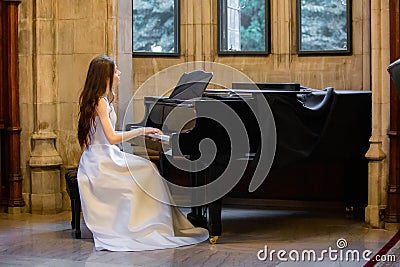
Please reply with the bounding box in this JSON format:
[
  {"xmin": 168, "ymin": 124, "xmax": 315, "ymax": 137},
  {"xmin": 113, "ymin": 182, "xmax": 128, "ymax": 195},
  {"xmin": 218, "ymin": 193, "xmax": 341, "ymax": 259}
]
[{"xmin": 77, "ymin": 55, "xmax": 209, "ymax": 251}]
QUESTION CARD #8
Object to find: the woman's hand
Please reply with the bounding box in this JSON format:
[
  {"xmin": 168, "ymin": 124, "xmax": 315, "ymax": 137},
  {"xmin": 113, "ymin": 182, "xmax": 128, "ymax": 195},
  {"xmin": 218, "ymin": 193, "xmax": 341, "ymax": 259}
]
[{"xmin": 143, "ymin": 127, "xmax": 163, "ymax": 136}]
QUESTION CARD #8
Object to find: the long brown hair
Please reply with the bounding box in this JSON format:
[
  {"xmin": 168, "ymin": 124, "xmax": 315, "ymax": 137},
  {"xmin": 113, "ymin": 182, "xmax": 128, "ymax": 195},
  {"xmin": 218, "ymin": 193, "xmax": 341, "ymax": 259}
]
[{"xmin": 78, "ymin": 56, "xmax": 115, "ymax": 148}]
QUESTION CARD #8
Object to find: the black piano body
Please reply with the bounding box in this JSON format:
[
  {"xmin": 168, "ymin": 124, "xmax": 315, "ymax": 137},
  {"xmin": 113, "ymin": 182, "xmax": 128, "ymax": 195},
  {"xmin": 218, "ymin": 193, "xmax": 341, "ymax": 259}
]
[{"xmin": 126, "ymin": 88, "xmax": 372, "ymax": 238}]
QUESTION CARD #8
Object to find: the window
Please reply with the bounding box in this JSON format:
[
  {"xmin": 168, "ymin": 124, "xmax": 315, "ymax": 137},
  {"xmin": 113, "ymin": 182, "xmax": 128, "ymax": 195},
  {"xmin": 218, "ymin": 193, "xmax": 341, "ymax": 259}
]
[
  {"xmin": 218, "ymin": 0, "xmax": 270, "ymax": 55},
  {"xmin": 132, "ymin": 0, "xmax": 180, "ymax": 56},
  {"xmin": 297, "ymin": 0, "xmax": 352, "ymax": 55}
]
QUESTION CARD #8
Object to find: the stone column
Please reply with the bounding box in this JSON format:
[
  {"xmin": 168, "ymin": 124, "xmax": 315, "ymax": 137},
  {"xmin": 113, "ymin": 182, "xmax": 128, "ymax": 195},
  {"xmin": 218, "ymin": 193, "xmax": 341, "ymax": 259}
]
[
  {"xmin": 116, "ymin": 0, "xmax": 133, "ymax": 152},
  {"xmin": 28, "ymin": 0, "xmax": 63, "ymax": 214},
  {"xmin": 365, "ymin": 0, "xmax": 390, "ymax": 228}
]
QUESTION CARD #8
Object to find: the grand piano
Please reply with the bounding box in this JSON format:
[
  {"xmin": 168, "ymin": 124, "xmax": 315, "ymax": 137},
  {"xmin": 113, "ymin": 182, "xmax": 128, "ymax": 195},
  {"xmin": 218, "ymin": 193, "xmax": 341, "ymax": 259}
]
[{"xmin": 126, "ymin": 73, "xmax": 372, "ymax": 243}]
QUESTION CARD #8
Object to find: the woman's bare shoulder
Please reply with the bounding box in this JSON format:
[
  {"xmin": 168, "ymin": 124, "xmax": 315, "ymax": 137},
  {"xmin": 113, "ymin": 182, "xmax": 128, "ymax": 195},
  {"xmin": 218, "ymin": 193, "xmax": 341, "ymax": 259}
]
[
  {"xmin": 96, "ymin": 97, "xmax": 109, "ymax": 111},
  {"xmin": 98, "ymin": 96, "xmax": 110, "ymax": 105}
]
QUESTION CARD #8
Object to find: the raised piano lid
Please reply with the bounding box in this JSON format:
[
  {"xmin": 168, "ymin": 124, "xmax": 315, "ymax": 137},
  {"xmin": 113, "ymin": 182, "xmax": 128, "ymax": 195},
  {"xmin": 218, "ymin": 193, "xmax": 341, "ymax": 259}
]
[{"xmin": 168, "ymin": 70, "xmax": 213, "ymax": 100}]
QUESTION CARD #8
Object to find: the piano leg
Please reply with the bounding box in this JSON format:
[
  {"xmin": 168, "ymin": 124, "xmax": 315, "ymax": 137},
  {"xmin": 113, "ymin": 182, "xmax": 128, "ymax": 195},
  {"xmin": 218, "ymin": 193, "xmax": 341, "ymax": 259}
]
[
  {"xmin": 208, "ymin": 198, "xmax": 222, "ymax": 244},
  {"xmin": 187, "ymin": 203, "xmax": 221, "ymax": 244}
]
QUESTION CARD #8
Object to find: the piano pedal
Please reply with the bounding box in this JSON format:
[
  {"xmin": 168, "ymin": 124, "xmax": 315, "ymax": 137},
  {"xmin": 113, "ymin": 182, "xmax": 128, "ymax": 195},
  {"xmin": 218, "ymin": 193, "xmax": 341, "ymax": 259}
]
[{"xmin": 209, "ymin": 236, "xmax": 219, "ymax": 245}]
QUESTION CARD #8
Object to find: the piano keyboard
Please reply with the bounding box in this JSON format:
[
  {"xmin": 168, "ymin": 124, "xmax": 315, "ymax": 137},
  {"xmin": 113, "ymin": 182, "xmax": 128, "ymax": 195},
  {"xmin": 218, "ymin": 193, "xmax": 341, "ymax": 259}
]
[{"xmin": 146, "ymin": 133, "xmax": 170, "ymax": 143}]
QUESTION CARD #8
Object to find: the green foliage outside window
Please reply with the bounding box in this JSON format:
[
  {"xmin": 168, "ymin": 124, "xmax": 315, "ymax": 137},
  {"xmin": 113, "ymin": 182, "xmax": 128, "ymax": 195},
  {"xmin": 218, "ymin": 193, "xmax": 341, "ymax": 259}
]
[
  {"xmin": 218, "ymin": 0, "xmax": 269, "ymax": 54},
  {"xmin": 239, "ymin": 0, "xmax": 266, "ymax": 51},
  {"xmin": 299, "ymin": 0, "xmax": 350, "ymax": 53},
  {"xmin": 133, "ymin": 0, "xmax": 178, "ymax": 54}
]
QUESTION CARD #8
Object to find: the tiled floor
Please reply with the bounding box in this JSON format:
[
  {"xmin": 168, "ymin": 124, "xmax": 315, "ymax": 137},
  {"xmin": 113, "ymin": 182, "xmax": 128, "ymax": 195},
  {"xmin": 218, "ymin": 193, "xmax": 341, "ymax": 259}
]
[{"xmin": 0, "ymin": 203, "xmax": 398, "ymax": 267}]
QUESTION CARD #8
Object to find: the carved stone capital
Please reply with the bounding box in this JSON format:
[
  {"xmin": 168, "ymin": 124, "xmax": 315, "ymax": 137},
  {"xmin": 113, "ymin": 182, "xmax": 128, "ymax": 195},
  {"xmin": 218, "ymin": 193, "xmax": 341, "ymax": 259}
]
[
  {"xmin": 29, "ymin": 132, "xmax": 63, "ymax": 167},
  {"xmin": 365, "ymin": 137, "xmax": 386, "ymax": 161}
]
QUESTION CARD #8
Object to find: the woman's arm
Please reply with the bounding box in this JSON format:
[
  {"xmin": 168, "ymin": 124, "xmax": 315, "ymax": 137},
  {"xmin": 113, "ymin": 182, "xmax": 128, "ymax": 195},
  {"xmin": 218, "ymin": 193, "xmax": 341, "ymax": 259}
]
[{"xmin": 96, "ymin": 98, "xmax": 162, "ymax": 145}]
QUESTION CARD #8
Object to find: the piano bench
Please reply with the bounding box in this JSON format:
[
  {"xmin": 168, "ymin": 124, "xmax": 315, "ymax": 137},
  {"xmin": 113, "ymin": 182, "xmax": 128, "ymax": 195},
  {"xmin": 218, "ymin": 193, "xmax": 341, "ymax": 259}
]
[{"xmin": 65, "ymin": 167, "xmax": 81, "ymax": 239}]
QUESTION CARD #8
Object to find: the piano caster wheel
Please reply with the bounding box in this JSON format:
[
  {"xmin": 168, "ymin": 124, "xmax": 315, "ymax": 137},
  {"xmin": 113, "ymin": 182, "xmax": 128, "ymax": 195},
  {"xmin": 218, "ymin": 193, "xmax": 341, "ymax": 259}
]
[{"xmin": 209, "ymin": 236, "xmax": 219, "ymax": 245}]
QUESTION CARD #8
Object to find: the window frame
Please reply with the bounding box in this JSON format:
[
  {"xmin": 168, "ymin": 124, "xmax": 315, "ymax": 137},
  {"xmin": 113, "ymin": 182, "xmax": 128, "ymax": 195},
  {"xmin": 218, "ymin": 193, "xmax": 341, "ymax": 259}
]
[
  {"xmin": 132, "ymin": 0, "xmax": 180, "ymax": 57},
  {"xmin": 217, "ymin": 0, "xmax": 271, "ymax": 56},
  {"xmin": 297, "ymin": 0, "xmax": 352, "ymax": 55}
]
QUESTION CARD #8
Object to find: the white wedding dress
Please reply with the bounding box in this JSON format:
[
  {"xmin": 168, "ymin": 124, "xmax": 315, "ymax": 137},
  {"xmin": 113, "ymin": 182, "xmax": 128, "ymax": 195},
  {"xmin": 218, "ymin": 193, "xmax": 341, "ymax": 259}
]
[{"xmin": 77, "ymin": 97, "xmax": 209, "ymax": 251}]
